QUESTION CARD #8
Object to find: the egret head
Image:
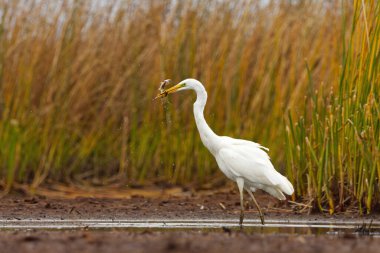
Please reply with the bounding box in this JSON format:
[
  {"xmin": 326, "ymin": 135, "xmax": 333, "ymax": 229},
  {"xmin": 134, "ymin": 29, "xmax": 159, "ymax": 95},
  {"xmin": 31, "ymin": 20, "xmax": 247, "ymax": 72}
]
[{"xmin": 155, "ymin": 79, "xmax": 202, "ymax": 99}]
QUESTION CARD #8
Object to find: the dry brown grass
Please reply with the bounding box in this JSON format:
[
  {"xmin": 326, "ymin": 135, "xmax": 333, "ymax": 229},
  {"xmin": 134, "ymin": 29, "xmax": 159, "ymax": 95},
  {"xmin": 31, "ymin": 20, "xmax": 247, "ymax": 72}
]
[{"xmin": 0, "ymin": 1, "xmax": 378, "ymax": 212}]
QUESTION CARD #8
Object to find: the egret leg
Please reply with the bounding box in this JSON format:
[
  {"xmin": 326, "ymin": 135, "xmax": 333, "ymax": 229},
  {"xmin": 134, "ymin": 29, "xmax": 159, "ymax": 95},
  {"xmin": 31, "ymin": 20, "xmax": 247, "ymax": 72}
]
[
  {"xmin": 247, "ymin": 189, "xmax": 265, "ymax": 225},
  {"xmin": 236, "ymin": 178, "xmax": 245, "ymax": 226}
]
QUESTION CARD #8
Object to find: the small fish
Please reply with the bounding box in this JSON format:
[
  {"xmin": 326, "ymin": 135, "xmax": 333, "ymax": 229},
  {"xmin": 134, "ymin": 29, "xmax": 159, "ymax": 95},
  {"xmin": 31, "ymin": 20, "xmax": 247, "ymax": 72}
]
[
  {"xmin": 154, "ymin": 79, "xmax": 171, "ymax": 100},
  {"xmin": 154, "ymin": 91, "xmax": 168, "ymax": 100},
  {"xmin": 159, "ymin": 79, "xmax": 171, "ymax": 91}
]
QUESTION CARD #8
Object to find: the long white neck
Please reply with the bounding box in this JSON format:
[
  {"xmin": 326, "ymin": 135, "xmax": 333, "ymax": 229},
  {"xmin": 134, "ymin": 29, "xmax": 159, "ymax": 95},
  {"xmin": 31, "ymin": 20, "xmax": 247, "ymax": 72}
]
[{"xmin": 193, "ymin": 85, "xmax": 220, "ymax": 154}]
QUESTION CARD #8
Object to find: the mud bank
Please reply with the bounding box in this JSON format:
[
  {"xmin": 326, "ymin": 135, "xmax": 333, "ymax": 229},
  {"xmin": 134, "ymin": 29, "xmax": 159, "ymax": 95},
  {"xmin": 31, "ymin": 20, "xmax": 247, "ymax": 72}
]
[{"xmin": 0, "ymin": 190, "xmax": 379, "ymax": 253}]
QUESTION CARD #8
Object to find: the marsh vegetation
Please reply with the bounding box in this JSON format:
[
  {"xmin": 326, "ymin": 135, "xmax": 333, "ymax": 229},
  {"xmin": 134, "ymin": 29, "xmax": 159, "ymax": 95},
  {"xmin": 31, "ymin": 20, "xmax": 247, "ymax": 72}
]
[{"xmin": 0, "ymin": 0, "xmax": 378, "ymax": 212}]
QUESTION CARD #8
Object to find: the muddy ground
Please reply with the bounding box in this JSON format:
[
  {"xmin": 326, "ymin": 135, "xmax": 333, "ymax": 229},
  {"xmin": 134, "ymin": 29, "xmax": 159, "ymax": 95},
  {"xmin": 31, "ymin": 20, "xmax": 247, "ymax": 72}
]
[{"xmin": 0, "ymin": 188, "xmax": 380, "ymax": 253}]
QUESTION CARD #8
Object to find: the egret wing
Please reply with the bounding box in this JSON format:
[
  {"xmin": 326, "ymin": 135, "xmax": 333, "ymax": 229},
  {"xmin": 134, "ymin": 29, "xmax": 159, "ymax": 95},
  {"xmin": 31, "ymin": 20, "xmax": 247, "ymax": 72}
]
[
  {"xmin": 217, "ymin": 141, "xmax": 294, "ymax": 195},
  {"xmin": 218, "ymin": 146, "xmax": 278, "ymax": 186},
  {"xmin": 220, "ymin": 136, "xmax": 269, "ymax": 152}
]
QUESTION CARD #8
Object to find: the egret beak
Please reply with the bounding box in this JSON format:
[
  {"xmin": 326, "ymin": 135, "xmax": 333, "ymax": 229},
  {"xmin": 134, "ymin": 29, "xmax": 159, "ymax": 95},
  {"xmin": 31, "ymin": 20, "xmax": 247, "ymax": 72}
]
[{"xmin": 154, "ymin": 83, "xmax": 183, "ymax": 100}]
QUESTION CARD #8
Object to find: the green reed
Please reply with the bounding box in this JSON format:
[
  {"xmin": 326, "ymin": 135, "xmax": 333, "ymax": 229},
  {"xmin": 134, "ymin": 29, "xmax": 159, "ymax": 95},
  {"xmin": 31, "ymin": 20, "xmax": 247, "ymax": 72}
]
[{"xmin": 285, "ymin": 0, "xmax": 380, "ymax": 213}]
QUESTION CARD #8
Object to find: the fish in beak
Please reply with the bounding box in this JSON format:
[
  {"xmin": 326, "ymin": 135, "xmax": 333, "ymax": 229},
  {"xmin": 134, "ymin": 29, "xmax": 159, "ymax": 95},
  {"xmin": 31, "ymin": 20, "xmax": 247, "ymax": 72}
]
[{"xmin": 154, "ymin": 83, "xmax": 184, "ymax": 100}]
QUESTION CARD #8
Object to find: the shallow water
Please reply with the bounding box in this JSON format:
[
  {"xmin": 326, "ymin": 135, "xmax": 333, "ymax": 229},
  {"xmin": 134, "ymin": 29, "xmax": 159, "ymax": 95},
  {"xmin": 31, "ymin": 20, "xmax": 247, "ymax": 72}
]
[{"xmin": 1, "ymin": 219, "xmax": 379, "ymax": 236}]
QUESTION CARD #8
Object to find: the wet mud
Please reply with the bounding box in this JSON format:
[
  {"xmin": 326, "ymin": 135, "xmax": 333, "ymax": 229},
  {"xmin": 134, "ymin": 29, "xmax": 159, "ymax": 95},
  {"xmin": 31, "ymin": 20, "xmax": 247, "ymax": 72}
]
[{"xmin": 0, "ymin": 190, "xmax": 379, "ymax": 253}]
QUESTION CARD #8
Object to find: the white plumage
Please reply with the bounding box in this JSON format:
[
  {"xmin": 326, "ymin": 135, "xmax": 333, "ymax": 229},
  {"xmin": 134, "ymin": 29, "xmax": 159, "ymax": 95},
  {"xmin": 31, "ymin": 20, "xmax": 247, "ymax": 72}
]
[
  {"xmin": 216, "ymin": 137, "xmax": 294, "ymax": 200},
  {"xmin": 156, "ymin": 78, "xmax": 294, "ymax": 225}
]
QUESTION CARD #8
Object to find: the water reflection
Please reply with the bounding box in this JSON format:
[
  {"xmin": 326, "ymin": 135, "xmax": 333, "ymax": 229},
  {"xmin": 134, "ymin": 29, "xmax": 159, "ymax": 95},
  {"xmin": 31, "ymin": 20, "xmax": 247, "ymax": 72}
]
[{"xmin": 1, "ymin": 219, "xmax": 379, "ymax": 236}]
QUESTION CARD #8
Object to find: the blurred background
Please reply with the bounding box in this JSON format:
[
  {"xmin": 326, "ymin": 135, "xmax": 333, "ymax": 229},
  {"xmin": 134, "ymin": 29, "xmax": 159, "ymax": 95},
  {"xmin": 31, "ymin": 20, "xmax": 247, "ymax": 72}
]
[{"xmin": 0, "ymin": 0, "xmax": 379, "ymax": 213}]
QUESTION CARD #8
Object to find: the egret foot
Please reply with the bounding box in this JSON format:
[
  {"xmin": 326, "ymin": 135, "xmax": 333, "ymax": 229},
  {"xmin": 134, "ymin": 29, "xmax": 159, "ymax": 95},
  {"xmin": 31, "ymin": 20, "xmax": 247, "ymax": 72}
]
[
  {"xmin": 239, "ymin": 210, "xmax": 244, "ymax": 226},
  {"xmin": 247, "ymin": 189, "xmax": 265, "ymax": 225},
  {"xmin": 236, "ymin": 178, "xmax": 245, "ymax": 227},
  {"xmin": 259, "ymin": 213, "xmax": 265, "ymax": 225}
]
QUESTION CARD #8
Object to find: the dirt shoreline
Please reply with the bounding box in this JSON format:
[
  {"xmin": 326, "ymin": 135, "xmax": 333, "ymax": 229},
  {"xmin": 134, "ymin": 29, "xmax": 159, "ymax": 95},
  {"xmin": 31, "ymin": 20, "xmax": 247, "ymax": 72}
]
[
  {"xmin": 0, "ymin": 190, "xmax": 380, "ymax": 253},
  {"xmin": 0, "ymin": 189, "xmax": 377, "ymax": 220}
]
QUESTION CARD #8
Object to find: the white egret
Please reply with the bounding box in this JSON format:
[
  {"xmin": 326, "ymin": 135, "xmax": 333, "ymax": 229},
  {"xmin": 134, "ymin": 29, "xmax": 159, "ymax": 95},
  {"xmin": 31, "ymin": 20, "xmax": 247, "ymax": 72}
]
[{"xmin": 155, "ymin": 79, "xmax": 294, "ymax": 225}]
